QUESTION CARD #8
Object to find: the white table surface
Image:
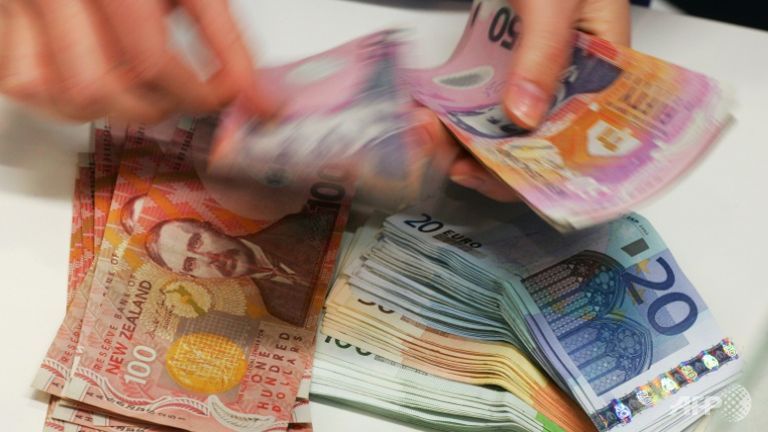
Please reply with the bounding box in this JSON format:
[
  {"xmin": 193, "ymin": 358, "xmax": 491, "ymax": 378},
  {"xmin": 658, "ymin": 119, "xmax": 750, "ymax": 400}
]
[{"xmin": 1, "ymin": 1, "xmax": 767, "ymax": 431}]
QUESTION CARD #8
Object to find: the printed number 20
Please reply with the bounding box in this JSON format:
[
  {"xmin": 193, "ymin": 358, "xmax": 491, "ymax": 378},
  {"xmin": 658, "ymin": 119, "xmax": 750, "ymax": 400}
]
[
  {"xmin": 403, "ymin": 213, "xmax": 444, "ymax": 233},
  {"xmin": 623, "ymin": 257, "xmax": 698, "ymax": 336}
]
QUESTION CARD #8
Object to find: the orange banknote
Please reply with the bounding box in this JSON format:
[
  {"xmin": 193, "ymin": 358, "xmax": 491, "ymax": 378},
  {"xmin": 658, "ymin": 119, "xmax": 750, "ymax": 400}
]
[{"xmin": 61, "ymin": 117, "xmax": 350, "ymax": 431}]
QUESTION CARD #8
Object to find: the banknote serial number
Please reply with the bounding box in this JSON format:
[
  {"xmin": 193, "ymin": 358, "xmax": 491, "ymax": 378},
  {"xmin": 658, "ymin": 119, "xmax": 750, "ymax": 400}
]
[{"xmin": 403, "ymin": 214, "xmax": 482, "ymax": 250}]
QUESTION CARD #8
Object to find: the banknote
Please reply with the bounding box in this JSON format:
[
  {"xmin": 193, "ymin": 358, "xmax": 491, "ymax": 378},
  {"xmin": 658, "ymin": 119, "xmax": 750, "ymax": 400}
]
[
  {"xmin": 34, "ymin": 125, "xmax": 167, "ymax": 398},
  {"xmin": 62, "ymin": 117, "xmax": 350, "ymax": 431},
  {"xmin": 72, "ymin": 121, "xmax": 178, "ymax": 378},
  {"xmin": 80, "ymin": 156, "xmax": 96, "ymax": 269},
  {"xmin": 67, "ymin": 171, "xmax": 83, "ymax": 305},
  {"xmin": 92, "ymin": 118, "xmax": 126, "ymax": 251},
  {"xmin": 495, "ymin": 215, "xmax": 743, "ymax": 430},
  {"xmin": 405, "ymin": 0, "xmax": 731, "ymax": 230},
  {"xmin": 377, "ymin": 195, "xmax": 742, "ymax": 431},
  {"xmin": 211, "ymin": 31, "xmax": 409, "ymax": 183},
  {"xmin": 51, "ymin": 127, "xmax": 317, "ymax": 432},
  {"xmin": 44, "ymin": 398, "xmax": 100, "ymax": 432},
  {"xmin": 209, "ymin": 31, "xmax": 443, "ymax": 211},
  {"xmin": 72, "ymin": 158, "xmax": 95, "ymax": 292},
  {"xmin": 52, "ymin": 398, "xmax": 181, "ymax": 432}
]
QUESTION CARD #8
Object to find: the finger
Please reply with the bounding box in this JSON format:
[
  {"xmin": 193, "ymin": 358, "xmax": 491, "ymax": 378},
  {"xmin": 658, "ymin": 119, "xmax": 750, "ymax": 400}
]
[
  {"xmin": 410, "ymin": 107, "xmax": 461, "ymax": 175},
  {"xmin": 181, "ymin": 0, "xmax": 279, "ymax": 117},
  {"xmin": 29, "ymin": 0, "xmax": 121, "ymax": 119},
  {"xmin": 412, "ymin": 108, "xmax": 457, "ymax": 155},
  {"xmin": 0, "ymin": 1, "xmax": 51, "ymax": 104},
  {"xmin": 449, "ymin": 156, "xmax": 519, "ymax": 202},
  {"xmin": 504, "ymin": 0, "xmax": 579, "ymax": 129},
  {"xmin": 104, "ymin": 87, "xmax": 176, "ymax": 123},
  {"xmin": 0, "ymin": 2, "xmax": 170, "ymax": 122},
  {"xmin": 412, "ymin": 108, "xmax": 520, "ymax": 202},
  {"xmin": 578, "ymin": 0, "xmax": 631, "ymax": 45},
  {"xmin": 93, "ymin": 0, "xmax": 223, "ymax": 113},
  {"xmin": 31, "ymin": 0, "xmax": 175, "ymax": 122}
]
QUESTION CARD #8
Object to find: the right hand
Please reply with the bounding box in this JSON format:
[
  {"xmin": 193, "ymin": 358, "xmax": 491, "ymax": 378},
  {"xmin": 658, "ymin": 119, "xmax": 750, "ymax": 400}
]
[
  {"xmin": 438, "ymin": 0, "xmax": 632, "ymax": 202},
  {"xmin": 0, "ymin": 0, "xmax": 277, "ymax": 122}
]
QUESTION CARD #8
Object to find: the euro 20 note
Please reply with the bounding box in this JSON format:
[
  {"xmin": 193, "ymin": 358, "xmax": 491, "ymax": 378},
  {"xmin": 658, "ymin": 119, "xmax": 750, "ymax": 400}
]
[
  {"xmin": 406, "ymin": 0, "xmax": 732, "ymax": 231},
  {"xmin": 495, "ymin": 213, "xmax": 743, "ymax": 431}
]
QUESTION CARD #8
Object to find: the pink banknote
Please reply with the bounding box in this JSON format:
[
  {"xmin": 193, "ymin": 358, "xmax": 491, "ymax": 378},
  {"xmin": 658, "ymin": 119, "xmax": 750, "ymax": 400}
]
[
  {"xmin": 211, "ymin": 31, "xmax": 410, "ymax": 187},
  {"xmin": 406, "ymin": 0, "xmax": 731, "ymax": 230}
]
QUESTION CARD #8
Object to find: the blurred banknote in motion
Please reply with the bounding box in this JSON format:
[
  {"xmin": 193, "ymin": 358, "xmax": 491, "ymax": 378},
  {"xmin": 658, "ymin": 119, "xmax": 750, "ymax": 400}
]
[
  {"xmin": 210, "ymin": 31, "xmax": 440, "ymax": 208},
  {"xmin": 406, "ymin": 0, "xmax": 732, "ymax": 230}
]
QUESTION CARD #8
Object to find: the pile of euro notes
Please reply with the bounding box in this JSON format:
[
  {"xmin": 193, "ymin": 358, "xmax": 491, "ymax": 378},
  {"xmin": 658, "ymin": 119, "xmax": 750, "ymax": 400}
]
[
  {"xmin": 33, "ymin": 0, "xmax": 742, "ymax": 431},
  {"xmin": 318, "ymin": 189, "xmax": 743, "ymax": 432}
]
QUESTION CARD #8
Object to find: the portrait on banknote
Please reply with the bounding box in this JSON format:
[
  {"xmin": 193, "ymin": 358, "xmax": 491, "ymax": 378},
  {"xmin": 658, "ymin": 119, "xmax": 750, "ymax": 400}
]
[{"xmin": 142, "ymin": 204, "xmax": 337, "ymax": 326}]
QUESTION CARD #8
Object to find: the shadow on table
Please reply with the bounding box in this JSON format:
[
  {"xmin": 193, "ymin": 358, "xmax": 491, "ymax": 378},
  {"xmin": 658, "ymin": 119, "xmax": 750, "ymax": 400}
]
[{"xmin": 0, "ymin": 101, "xmax": 88, "ymax": 200}]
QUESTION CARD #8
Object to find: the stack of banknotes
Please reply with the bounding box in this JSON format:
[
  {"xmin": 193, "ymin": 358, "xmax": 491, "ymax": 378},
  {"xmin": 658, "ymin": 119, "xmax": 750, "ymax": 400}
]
[
  {"xmin": 37, "ymin": 117, "xmax": 330, "ymax": 431},
  {"xmin": 319, "ymin": 188, "xmax": 743, "ymax": 431},
  {"xmin": 33, "ymin": 0, "xmax": 740, "ymax": 431}
]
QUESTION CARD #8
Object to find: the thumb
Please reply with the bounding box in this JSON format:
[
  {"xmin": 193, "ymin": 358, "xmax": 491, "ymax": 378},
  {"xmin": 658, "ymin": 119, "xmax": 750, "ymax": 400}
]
[{"xmin": 504, "ymin": 0, "xmax": 578, "ymax": 128}]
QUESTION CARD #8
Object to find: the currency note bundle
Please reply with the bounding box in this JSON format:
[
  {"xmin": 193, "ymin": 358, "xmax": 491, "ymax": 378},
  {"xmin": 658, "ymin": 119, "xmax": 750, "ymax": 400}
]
[
  {"xmin": 36, "ymin": 115, "xmax": 342, "ymax": 431},
  {"xmin": 320, "ymin": 188, "xmax": 742, "ymax": 432}
]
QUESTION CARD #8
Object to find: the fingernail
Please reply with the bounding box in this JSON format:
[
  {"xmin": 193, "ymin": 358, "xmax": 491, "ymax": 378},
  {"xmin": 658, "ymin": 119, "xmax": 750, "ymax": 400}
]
[
  {"xmin": 505, "ymin": 80, "xmax": 550, "ymax": 129},
  {"xmin": 450, "ymin": 175, "xmax": 484, "ymax": 190}
]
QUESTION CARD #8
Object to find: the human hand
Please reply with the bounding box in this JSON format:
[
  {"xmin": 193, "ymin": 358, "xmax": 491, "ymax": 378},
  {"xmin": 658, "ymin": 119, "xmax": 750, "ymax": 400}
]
[
  {"xmin": 0, "ymin": 0, "xmax": 276, "ymax": 122},
  {"xmin": 446, "ymin": 0, "xmax": 631, "ymax": 201}
]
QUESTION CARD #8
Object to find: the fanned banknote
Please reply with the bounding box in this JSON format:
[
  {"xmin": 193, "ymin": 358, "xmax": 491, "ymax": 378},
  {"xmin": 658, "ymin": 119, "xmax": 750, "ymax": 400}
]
[
  {"xmin": 313, "ymin": 214, "xmax": 576, "ymax": 431},
  {"xmin": 60, "ymin": 117, "xmax": 350, "ymax": 431},
  {"xmin": 38, "ymin": 117, "xmax": 337, "ymax": 431},
  {"xmin": 33, "ymin": 124, "xmax": 169, "ymax": 399},
  {"xmin": 406, "ymin": 0, "xmax": 732, "ymax": 230},
  {"xmin": 51, "ymin": 397, "xmax": 181, "ymax": 432},
  {"xmin": 92, "ymin": 118, "xmax": 126, "ymax": 252},
  {"xmin": 67, "ymin": 169, "xmax": 83, "ymax": 305},
  {"xmin": 313, "ymin": 330, "xmax": 566, "ymax": 432}
]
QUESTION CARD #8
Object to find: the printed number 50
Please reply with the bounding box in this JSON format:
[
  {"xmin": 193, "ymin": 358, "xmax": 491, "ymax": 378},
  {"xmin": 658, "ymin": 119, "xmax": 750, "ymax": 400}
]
[{"xmin": 488, "ymin": 8, "xmax": 519, "ymax": 50}]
